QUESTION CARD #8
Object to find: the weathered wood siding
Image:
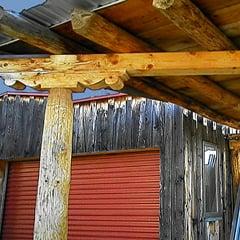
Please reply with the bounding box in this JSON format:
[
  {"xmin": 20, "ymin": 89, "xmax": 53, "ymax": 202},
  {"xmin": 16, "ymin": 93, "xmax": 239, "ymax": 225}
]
[
  {"xmin": 183, "ymin": 114, "xmax": 233, "ymax": 240},
  {"xmin": 0, "ymin": 95, "xmax": 46, "ymax": 159},
  {"xmin": 0, "ymin": 94, "xmax": 233, "ymax": 239},
  {"xmin": 0, "ymin": 95, "xmax": 164, "ymax": 159}
]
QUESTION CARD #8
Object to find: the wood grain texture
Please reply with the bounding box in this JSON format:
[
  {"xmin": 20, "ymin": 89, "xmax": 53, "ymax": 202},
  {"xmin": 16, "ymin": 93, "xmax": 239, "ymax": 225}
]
[
  {"xmin": 126, "ymin": 78, "xmax": 240, "ymax": 129},
  {"xmin": 2, "ymin": 71, "xmax": 129, "ymax": 91},
  {"xmin": 152, "ymin": 0, "xmax": 236, "ymax": 50},
  {"xmin": 71, "ymin": 8, "xmax": 154, "ymax": 53},
  {"xmin": 70, "ymin": 8, "xmax": 240, "ymax": 119},
  {"xmin": 33, "ymin": 89, "xmax": 73, "ymax": 240},
  {"xmin": 229, "ymin": 141, "xmax": 240, "ymax": 202},
  {"xmin": 182, "ymin": 115, "xmax": 232, "ymax": 239},
  {"xmin": 0, "ymin": 7, "xmax": 88, "ymax": 54},
  {"xmin": 3, "ymin": 51, "xmax": 240, "ymax": 76}
]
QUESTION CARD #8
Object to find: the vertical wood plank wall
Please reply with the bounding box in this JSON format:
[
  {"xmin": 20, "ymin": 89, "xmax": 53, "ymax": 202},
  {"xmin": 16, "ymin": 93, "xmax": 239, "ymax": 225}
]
[
  {"xmin": 183, "ymin": 114, "xmax": 233, "ymax": 240},
  {"xmin": 0, "ymin": 94, "xmax": 233, "ymax": 240}
]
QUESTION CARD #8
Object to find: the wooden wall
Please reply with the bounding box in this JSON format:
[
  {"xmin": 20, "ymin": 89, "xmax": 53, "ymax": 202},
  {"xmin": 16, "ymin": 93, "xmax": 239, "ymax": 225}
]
[
  {"xmin": 0, "ymin": 95, "xmax": 165, "ymax": 159},
  {"xmin": 183, "ymin": 114, "xmax": 233, "ymax": 240},
  {"xmin": 0, "ymin": 94, "xmax": 233, "ymax": 239},
  {"xmin": 0, "ymin": 95, "xmax": 46, "ymax": 159}
]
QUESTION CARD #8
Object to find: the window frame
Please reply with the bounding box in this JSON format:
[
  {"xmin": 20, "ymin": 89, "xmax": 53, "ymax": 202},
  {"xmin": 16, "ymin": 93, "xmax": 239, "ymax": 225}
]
[{"xmin": 202, "ymin": 141, "xmax": 222, "ymax": 222}]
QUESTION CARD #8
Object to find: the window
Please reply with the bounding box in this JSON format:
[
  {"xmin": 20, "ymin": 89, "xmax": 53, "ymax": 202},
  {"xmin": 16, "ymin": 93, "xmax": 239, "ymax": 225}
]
[
  {"xmin": 203, "ymin": 142, "xmax": 222, "ymax": 240},
  {"xmin": 203, "ymin": 142, "xmax": 219, "ymax": 215}
]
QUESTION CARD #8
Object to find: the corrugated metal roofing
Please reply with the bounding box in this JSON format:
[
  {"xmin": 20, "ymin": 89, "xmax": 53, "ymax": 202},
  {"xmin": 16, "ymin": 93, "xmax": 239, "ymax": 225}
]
[{"xmin": 0, "ymin": 0, "xmax": 125, "ymax": 45}]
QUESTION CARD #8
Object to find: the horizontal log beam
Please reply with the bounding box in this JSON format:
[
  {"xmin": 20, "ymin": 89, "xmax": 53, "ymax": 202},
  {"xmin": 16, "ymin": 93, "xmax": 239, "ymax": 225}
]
[
  {"xmin": 152, "ymin": 0, "xmax": 236, "ymax": 50},
  {"xmin": 0, "ymin": 7, "xmax": 88, "ymax": 54},
  {"xmin": 1, "ymin": 51, "xmax": 240, "ymax": 76}
]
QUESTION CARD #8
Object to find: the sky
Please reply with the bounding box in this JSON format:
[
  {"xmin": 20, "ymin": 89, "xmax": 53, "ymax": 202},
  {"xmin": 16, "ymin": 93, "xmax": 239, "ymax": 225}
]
[
  {"xmin": 0, "ymin": 0, "xmax": 117, "ymax": 98},
  {"xmin": 0, "ymin": 0, "xmax": 44, "ymax": 12}
]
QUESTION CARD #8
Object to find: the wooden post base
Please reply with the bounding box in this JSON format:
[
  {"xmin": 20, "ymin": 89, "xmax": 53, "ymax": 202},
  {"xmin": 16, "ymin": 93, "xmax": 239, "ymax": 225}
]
[{"xmin": 34, "ymin": 88, "xmax": 73, "ymax": 240}]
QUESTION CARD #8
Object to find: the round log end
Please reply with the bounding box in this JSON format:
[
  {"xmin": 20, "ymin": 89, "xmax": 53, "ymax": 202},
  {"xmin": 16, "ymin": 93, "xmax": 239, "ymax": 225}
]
[{"xmin": 153, "ymin": 0, "xmax": 175, "ymax": 10}]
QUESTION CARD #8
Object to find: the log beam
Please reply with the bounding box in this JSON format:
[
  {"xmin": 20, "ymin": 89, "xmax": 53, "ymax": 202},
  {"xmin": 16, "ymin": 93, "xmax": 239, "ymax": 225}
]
[
  {"xmin": 34, "ymin": 88, "xmax": 73, "ymax": 239},
  {"xmin": 229, "ymin": 140, "xmax": 240, "ymax": 202},
  {"xmin": 152, "ymin": 0, "xmax": 236, "ymax": 50},
  {"xmin": 71, "ymin": 8, "xmax": 154, "ymax": 53},
  {"xmin": 2, "ymin": 51, "xmax": 240, "ymax": 76},
  {"xmin": 0, "ymin": 7, "xmax": 88, "ymax": 54}
]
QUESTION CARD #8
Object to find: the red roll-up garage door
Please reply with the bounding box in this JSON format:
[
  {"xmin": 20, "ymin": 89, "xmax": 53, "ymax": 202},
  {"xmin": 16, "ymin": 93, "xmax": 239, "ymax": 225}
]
[{"xmin": 2, "ymin": 150, "xmax": 160, "ymax": 239}]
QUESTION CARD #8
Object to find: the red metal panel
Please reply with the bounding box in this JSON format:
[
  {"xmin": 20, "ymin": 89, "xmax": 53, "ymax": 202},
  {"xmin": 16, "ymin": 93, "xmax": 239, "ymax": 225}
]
[{"xmin": 2, "ymin": 151, "xmax": 160, "ymax": 239}]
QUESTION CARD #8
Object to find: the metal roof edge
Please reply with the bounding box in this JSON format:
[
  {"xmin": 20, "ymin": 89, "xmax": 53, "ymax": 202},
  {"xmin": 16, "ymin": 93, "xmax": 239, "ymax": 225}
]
[{"xmin": 0, "ymin": 91, "xmax": 127, "ymax": 103}]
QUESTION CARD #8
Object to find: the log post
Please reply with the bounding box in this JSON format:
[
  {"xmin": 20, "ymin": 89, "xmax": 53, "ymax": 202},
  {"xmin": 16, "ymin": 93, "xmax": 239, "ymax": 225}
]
[
  {"xmin": 229, "ymin": 140, "xmax": 240, "ymax": 203},
  {"xmin": 34, "ymin": 88, "xmax": 73, "ymax": 240}
]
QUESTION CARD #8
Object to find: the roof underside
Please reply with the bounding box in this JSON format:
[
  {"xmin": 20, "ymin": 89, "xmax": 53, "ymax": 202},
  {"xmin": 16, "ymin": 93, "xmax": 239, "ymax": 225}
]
[
  {"xmin": 1, "ymin": 0, "xmax": 240, "ymax": 128},
  {"xmin": 0, "ymin": 0, "xmax": 123, "ymax": 45}
]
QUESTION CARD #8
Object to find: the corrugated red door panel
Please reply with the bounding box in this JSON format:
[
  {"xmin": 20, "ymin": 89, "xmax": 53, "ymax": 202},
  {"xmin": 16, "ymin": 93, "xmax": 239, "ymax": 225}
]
[{"xmin": 2, "ymin": 150, "xmax": 160, "ymax": 239}]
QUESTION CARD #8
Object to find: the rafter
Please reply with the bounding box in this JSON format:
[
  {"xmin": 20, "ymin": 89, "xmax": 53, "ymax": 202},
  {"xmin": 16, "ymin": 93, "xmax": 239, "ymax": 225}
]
[
  {"xmin": 72, "ymin": 8, "xmax": 154, "ymax": 53},
  {"xmin": 128, "ymin": 78, "xmax": 240, "ymax": 129},
  {"xmin": 152, "ymin": 0, "xmax": 236, "ymax": 50},
  {"xmin": 0, "ymin": 7, "xmax": 88, "ymax": 54}
]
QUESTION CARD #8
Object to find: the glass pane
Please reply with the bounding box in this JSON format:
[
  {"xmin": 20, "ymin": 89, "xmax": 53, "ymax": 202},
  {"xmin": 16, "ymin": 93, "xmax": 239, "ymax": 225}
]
[{"xmin": 204, "ymin": 143, "xmax": 218, "ymax": 213}]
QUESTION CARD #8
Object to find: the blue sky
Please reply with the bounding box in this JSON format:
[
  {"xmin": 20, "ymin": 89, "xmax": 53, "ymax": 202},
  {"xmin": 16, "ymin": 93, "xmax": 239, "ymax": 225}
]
[
  {"xmin": 0, "ymin": 0, "xmax": 117, "ymax": 98},
  {"xmin": 0, "ymin": 0, "xmax": 44, "ymax": 12}
]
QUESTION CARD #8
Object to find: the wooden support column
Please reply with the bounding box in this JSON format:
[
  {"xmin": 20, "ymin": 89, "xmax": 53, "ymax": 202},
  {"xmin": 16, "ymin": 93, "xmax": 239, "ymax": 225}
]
[
  {"xmin": 229, "ymin": 140, "xmax": 240, "ymax": 202},
  {"xmin": 34, "ymin": 88, "xmax": 73, "ymax": 240}
]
